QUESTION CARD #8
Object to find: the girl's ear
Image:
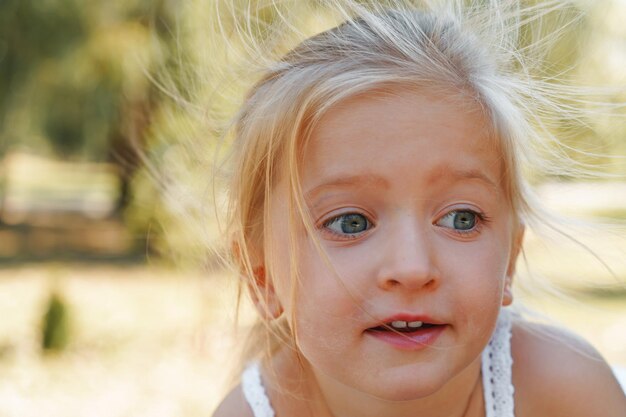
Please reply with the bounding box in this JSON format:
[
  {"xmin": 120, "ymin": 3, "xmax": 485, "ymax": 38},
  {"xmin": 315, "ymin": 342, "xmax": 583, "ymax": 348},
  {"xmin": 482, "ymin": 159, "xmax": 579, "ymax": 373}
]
[
  {"xmin": 503, "ymin": 223, "xmax": 525, "ymax": 306},
  {"xmin": 247, "ymin": 266, "xmax": 284, "ymax": 320},
  {"xmin": 231, "ymin": 240, "xmax": 284, "ymax": 320},
  {"xmin": 502, "ymin": 276, "xmax": 514, "ymax": 306}
]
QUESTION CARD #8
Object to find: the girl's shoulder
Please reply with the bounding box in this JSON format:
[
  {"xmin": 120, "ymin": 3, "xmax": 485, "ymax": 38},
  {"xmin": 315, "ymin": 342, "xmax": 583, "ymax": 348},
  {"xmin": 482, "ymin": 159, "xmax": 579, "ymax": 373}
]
[
  {"xmin": 511, "ymin": 319, "xmax": 626, "ymax": 417},
  {"xmin": 212, "ymin": 384, "xmax": 254, "ymax": 417}
]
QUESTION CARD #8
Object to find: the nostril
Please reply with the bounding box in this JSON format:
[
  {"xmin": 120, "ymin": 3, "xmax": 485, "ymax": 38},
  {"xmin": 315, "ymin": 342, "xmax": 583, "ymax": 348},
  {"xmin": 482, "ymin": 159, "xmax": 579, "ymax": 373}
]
[
  {"xmin": 379, "ymin": 272, "xmax": 439, "ymax": 292},
  {"xmin": 424, "ymin": 278, "xmax": 436, "ymax": 288}
]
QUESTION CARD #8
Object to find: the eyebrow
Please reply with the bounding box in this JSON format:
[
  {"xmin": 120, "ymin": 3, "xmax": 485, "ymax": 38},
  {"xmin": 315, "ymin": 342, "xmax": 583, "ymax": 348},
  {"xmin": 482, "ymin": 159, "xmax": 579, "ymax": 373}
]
[
  {"xmin": 304, "ymin": 174, "xmax": 390, "ymax": 201},
  {"xmin": 304, "ymin": 166, "xmax": 498, "ymax": 202},
  {"xmin": 427, "ymin": 166, "xmax": 499, "ymax": 190}
]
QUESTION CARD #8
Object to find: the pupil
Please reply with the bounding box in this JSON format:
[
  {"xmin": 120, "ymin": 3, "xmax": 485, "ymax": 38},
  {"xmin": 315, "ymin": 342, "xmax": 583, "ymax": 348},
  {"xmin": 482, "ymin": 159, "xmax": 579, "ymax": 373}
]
[
  {"xmin": 453, "ymin": 212, "xmax": 475, "ymax": 230},
  {"xmin": 341, "ymin": 214, "xmax": 367, "ymax": 233}
]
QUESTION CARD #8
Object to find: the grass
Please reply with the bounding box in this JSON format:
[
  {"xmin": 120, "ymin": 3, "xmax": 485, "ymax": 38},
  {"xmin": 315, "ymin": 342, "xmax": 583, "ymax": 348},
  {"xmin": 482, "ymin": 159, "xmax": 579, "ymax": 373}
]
[
  {"xmin": 589, "ymin": 208, "xmax": 626, "ymax": 221},
  {"xmin": 0, "ymin": 264, "xmax": 248, "ymax": 417}
]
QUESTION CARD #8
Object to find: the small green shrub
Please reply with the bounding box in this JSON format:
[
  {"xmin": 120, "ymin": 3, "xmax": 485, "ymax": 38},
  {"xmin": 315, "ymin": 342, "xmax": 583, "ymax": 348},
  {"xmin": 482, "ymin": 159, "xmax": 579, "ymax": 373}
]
[{"xmin": 41, "ymin": 292, "xmax": 70, "ymax": 352}]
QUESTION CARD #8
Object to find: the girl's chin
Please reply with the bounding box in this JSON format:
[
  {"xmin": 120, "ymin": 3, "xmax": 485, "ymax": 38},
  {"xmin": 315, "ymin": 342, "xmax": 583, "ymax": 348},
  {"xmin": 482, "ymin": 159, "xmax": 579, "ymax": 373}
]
[
  {"xmin": 364, "ymin": 381, "xmax": 445, "ymax": 402},
  {"xmin": 350, "ymin": 367, "xmax": 449, "ymax": 402}
]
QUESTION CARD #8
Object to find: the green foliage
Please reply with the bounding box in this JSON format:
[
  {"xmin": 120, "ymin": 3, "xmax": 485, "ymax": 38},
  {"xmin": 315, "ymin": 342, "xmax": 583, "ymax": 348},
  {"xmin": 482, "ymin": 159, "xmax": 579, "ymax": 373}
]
[
  {"xmin": 0, "ymin": 0, "xmax": 173, "ymax": 160},
  {"xmin": 0, "ymin": 0, "xmax": 182, "ymax": 219},
  {"xmin": 41, "ymin": 291, "xmax": 70, "ymax": 352},
  {"xmin": 0, "ymin": 0, "xmax": 85, "ymax": 155}
]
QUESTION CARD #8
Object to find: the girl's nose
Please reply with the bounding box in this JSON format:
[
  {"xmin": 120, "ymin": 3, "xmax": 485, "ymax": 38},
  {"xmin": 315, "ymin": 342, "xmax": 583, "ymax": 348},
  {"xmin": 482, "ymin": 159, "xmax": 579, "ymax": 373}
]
[{"xmin": 376, "ymin": 221, "xmax": 440, "ymax": 292}]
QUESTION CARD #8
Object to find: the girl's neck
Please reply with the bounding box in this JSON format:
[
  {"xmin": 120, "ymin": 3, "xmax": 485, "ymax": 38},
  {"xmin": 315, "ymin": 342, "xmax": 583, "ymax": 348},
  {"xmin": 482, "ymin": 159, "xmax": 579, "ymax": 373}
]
[{"xmin": 266, "ymin": 348, "xmax": 485, "ymax": 417}]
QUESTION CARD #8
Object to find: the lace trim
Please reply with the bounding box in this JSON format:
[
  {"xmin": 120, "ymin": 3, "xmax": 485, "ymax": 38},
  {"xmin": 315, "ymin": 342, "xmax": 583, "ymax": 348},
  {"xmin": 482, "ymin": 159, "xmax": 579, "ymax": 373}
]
[
  {"xmin": 241, "ymin": 362, "xmax": 275, "ymax": 417},
  {"xmin": 482, "ymin": 309, "xmax": 515, "ymax": 417}
]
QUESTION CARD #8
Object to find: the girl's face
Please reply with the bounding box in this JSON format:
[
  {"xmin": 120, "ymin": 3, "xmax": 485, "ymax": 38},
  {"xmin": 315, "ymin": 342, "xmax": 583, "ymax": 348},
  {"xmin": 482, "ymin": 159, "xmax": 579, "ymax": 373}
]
[{"xmin": 264, "ymin": 88, "xmax": 522, "ymax": 401}]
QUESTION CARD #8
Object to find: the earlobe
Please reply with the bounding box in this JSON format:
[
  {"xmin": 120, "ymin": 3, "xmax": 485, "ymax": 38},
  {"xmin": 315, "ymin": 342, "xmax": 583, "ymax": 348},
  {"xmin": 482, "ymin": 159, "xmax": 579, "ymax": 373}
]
[
  {"xmin": 502, "ymin": 275, "xmax": 513, "ymax": 306},
  {"xmin": 503, "ymin": 223, "xmax": 525, "ymax": 307},
  {"xmin": 248, "ymin": 266, "xmax": 284, "ymax": 320},
  {"xmin": 232, "ymin": 240, "xmax": 283, "ymax": 320}
]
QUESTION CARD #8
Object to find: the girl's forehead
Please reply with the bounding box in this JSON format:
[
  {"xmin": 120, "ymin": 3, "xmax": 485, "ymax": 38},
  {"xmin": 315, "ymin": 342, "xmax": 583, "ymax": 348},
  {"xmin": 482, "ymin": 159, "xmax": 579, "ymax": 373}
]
[
  {"xmin": 301, "ymin": 88, "xmax": 500, "ymax": 179},
  {"xmin": 309, "ymin": 87, "xmax": 493, "ymax": 148},
  {"xmin": 283, "ymin": 88, "xmax": 511, "ymax": 219}
]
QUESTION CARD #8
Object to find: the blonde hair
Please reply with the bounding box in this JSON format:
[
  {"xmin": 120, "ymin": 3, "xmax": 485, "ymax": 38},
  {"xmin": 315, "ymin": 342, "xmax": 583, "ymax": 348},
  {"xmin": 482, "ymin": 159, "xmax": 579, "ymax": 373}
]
[{"xmin": 216, "ymin": 0, "xmax": 621, "ymax": 374}]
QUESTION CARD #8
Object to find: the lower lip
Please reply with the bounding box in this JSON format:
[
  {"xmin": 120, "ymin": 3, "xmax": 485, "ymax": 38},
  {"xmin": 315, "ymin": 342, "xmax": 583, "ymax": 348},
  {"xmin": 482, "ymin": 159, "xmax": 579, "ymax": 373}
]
[{"xmin": 365, "ymin": 326, "xmax": 447, "ymax": 351}]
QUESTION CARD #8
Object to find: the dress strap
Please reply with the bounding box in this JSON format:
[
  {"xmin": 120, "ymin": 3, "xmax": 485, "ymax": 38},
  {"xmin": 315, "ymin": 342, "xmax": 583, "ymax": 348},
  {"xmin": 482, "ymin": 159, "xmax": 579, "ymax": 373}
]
[
  {"xmin": 241, "ymin": 362, "xmax": 276, "ymax": 417},
  {"xmin": 481, "ymin": 308, "xmax": 515, "ymax": 417}
]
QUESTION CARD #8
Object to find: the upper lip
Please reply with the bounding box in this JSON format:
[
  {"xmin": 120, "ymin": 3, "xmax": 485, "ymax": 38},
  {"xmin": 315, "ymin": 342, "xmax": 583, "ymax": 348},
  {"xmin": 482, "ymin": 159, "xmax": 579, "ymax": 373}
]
[{"xmin": 366, "ymin": 313, "xmax": 447, "ymax": 329}]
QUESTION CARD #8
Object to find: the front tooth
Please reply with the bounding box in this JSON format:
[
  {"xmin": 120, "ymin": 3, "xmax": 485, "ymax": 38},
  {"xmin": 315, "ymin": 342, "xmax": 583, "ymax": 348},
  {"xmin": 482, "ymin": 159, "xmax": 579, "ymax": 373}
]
[
  {"xmin": 391, "ymin": 320, "xmax": 407, "ymax": 329},
  {"xmin": 408, "ymin": 321, "xmax": 423, "ymax": 328}
]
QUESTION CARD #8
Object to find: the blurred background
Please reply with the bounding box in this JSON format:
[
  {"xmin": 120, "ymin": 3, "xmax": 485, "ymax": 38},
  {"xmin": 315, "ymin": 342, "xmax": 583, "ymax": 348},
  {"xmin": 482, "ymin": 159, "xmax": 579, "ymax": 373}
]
[{"xmin": 0, "ymin": 0, "xmax": 625, "ymax": 415}]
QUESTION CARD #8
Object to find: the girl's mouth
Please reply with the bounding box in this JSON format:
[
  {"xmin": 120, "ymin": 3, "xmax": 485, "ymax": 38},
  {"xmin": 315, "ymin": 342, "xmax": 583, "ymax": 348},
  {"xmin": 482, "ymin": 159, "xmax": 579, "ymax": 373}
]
[
  {"xmin": 365, "ymin": 318, "xmax": 447, "ymax": 350},
  {"xmin": 368, "ymin": 320, "xmax": 440, "ymax": 332}
]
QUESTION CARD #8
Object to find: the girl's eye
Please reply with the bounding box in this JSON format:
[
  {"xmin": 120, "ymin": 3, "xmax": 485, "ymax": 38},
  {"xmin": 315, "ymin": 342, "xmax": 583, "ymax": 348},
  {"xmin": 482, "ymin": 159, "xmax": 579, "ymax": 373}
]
[
  {"xmin": 323, "ymin": 213, "xmax": 371, "ymax": 236},
  {"xmin": 436, "ymin": 210, "xmax": 479, "ymax": 232}
]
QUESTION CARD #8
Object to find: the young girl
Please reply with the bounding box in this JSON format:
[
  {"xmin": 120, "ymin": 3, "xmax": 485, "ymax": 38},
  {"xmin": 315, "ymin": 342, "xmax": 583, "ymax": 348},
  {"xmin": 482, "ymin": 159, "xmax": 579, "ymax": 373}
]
[{"xmin": 211, "ymin": 1, "xmax": 626, "ymax": 416}]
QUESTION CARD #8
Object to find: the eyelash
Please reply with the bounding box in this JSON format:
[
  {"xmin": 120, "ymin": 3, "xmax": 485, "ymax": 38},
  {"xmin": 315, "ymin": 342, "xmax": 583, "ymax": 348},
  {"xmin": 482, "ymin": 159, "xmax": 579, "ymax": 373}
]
[
  {"xmin": 435, "ymin": 209, "xmax": 490, "ymax": 236},
  {"xmin": 321, "ymin": 212, "xmax": 373, "ymax": 240},
  {"xmin": 320, "ymin": 208, "xmax": 490, "ymax": 240}
]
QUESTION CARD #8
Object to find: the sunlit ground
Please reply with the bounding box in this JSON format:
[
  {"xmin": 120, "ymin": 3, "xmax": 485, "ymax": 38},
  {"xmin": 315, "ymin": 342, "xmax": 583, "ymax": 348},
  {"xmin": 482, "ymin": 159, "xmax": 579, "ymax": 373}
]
[
  {"xmin": 1, "ymin": 183, "xmax": 625, "ymax": 416},
  {"xmin": 0, "ymin": 265, "xmax": 249, "ymax": 417}
]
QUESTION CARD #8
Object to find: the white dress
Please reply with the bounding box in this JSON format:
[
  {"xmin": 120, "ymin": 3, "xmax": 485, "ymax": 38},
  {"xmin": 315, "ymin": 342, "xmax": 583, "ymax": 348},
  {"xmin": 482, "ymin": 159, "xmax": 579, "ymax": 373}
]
[{"xmin": 241, "ymin": 309, "xmax": 515, "ymax": 417}]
